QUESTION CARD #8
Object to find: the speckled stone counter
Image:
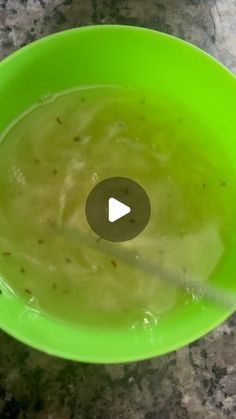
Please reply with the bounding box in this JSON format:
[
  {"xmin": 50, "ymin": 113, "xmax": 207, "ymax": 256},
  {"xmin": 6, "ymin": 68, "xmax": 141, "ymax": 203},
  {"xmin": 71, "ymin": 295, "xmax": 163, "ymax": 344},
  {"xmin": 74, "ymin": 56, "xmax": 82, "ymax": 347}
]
[{"xmin": 0, "ymin": 1, "xmax": 236, "ymax": 418}]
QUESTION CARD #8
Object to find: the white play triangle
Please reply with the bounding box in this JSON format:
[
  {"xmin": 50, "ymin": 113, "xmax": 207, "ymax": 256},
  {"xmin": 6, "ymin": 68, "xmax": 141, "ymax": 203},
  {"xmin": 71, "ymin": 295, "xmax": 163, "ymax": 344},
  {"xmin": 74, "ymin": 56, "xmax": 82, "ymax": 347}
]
[{"xmin": 108, "ymin": 197, "xmax": 131, "ymax": 223}]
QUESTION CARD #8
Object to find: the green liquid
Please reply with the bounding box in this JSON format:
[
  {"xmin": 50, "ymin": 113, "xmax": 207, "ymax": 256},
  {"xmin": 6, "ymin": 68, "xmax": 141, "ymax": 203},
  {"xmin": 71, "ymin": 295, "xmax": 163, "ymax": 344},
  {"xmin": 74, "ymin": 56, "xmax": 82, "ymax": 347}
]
[{"xmin": 0, "ymin": 86, "xmax": 235, "ymax": 329}]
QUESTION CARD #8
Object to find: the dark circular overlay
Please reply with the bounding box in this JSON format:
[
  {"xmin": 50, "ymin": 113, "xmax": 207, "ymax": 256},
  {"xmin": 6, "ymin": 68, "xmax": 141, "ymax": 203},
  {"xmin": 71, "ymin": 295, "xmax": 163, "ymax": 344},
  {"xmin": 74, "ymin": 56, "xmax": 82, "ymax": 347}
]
[{"xmin": 85, "ymin": 177, "xmax": 151, "ymax": 242}]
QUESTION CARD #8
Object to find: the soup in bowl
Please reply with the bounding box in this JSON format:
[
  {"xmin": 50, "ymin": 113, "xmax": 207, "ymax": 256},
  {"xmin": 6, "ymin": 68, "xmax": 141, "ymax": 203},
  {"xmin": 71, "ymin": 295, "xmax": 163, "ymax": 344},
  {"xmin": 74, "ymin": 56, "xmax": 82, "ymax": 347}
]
[{"xmin": 0, "ymin": 25, "xmax": 235, "ymax": 363}]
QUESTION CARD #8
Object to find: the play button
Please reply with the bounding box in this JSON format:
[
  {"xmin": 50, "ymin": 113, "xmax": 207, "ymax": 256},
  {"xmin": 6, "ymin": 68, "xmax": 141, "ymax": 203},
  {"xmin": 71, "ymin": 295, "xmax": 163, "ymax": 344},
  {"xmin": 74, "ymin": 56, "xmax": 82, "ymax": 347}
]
[
  {"xmin": 108, "ymin": 198, "xmax": 131, "ymax": 222},
  {"xmin": 85, "ymin": 177, "xmax": 151, "ymax": 242}
]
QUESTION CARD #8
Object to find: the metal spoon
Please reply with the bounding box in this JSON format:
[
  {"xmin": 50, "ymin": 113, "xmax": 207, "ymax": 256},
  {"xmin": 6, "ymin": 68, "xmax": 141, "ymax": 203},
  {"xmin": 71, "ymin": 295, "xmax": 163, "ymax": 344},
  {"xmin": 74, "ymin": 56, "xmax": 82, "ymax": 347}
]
[{"xmin": 58, "ymin": 226, "xmax": 236, "ymax": 311}]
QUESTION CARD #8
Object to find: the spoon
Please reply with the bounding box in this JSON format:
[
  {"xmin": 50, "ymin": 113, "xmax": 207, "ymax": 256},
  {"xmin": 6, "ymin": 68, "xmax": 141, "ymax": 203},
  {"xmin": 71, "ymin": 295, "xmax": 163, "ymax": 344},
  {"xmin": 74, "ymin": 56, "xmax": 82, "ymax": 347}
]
[{"xmin": 58, "ymin": 226, "xmax": 236, "ymax": 311}]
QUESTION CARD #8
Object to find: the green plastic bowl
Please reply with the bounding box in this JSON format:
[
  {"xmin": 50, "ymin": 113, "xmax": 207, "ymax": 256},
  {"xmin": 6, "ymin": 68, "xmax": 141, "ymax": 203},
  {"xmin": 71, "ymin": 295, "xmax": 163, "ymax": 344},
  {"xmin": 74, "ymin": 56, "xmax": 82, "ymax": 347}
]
[{"xmin": 0, "ymin": 25, "xmax": 235, "ymax": 363}]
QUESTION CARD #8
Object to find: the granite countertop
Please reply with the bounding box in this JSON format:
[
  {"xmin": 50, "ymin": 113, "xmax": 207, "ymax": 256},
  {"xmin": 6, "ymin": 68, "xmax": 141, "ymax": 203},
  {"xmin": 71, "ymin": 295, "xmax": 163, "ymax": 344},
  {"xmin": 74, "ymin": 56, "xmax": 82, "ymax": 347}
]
[{"xmin": 0, "ymin": 1, "xmax": 236, "ymax": 418}]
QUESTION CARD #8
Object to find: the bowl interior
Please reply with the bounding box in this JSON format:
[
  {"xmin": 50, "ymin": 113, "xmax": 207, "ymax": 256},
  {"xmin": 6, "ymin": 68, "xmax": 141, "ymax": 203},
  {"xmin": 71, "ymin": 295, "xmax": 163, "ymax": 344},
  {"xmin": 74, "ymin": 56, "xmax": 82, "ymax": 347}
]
[{"xmin": 0, "ymin": 25, "xmax": 236, "ymax": 362}]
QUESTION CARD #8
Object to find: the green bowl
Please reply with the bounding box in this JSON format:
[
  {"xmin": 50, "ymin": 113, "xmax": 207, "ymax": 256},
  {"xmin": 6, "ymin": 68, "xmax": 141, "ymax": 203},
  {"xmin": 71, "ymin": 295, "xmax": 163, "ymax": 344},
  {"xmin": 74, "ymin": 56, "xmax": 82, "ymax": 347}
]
[{"xmin": 0, "ymin": 25, "xmax": 235, "ymax": 363}]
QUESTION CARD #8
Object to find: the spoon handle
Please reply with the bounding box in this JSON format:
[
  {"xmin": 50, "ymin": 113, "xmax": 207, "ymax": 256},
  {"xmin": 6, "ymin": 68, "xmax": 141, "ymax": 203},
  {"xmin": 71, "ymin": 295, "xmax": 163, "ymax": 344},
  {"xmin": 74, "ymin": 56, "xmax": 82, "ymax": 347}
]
[{"xmin": 59, "ymin": 227, "xmax": 236, "ymax": 311}]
